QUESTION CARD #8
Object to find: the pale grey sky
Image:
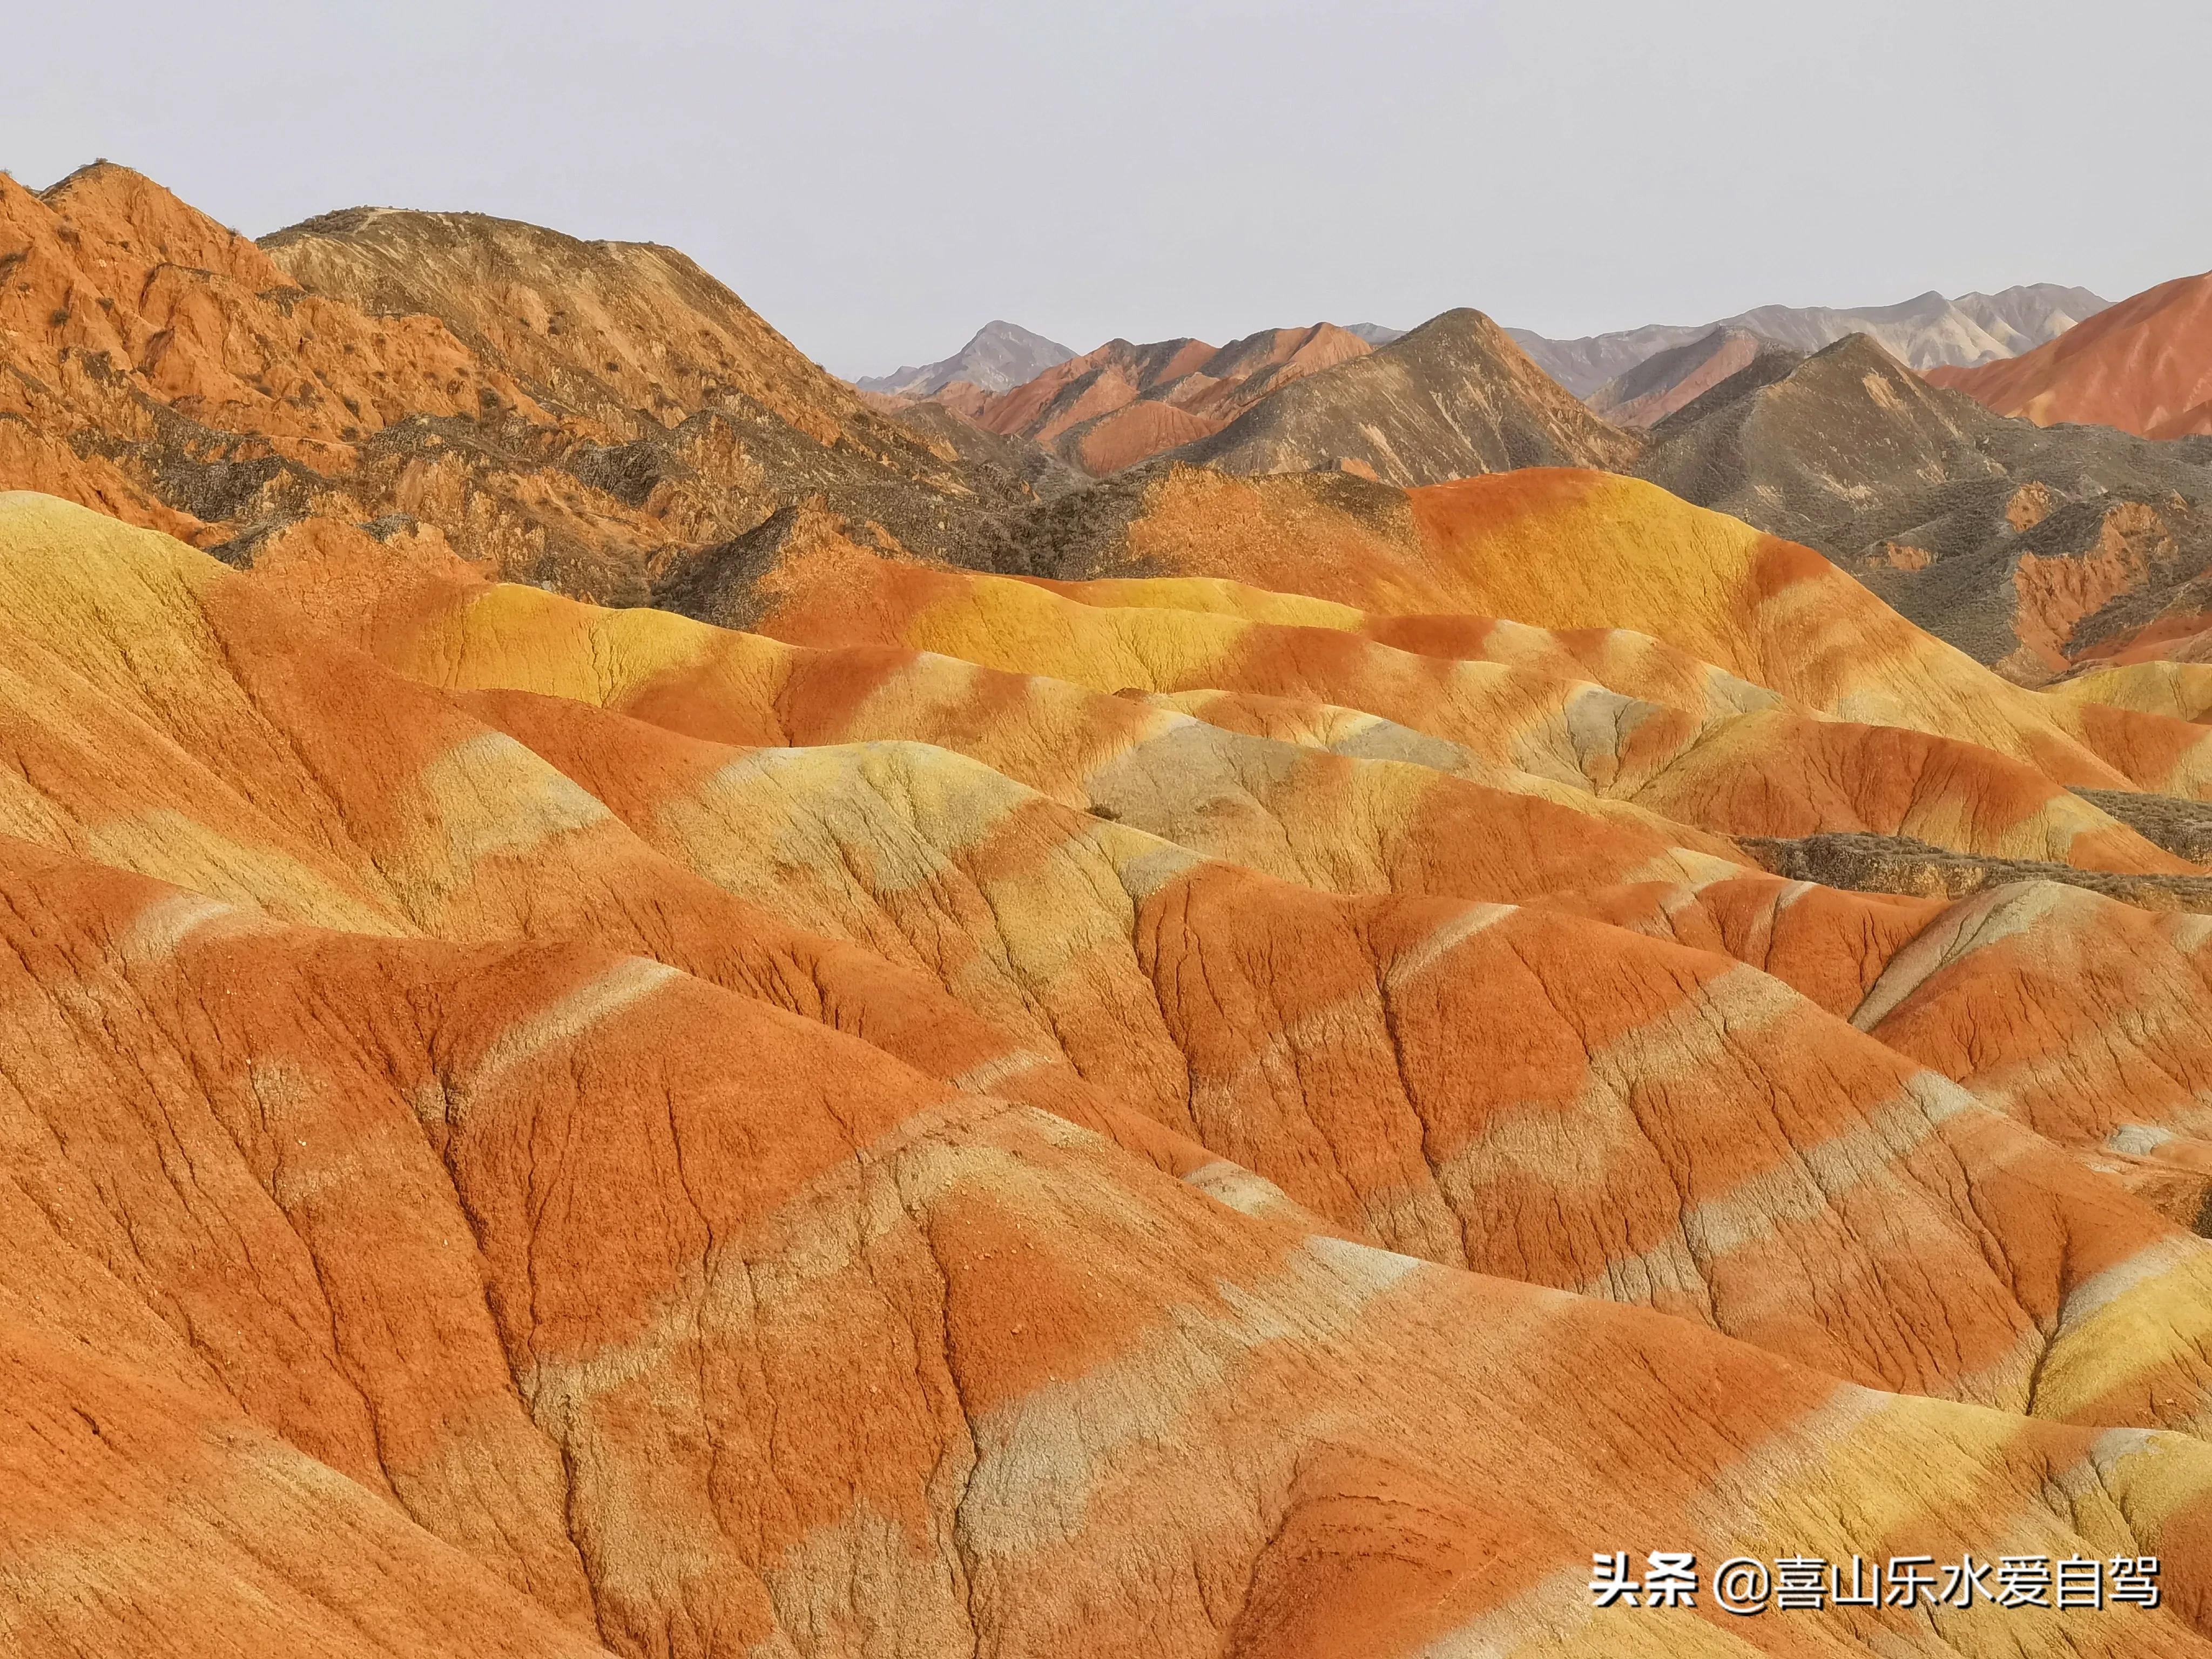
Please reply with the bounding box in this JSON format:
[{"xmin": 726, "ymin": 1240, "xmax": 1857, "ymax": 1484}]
[{"xmin": 5, "ymin": 1, "xmax": 2204, "ymax": 379}]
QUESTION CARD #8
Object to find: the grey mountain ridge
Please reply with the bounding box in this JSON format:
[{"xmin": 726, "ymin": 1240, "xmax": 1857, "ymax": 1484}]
[
  {"xmin": 1509, "ymin": 284, "xmax": 2109, "ymax": 397},
  {"xmin": 1633, "ymin": 330, "xmax": 2212, "ymax": 680},
  {"xmin": 859, "ymin": 319, "xmax": 1075, "ymax": 397}
]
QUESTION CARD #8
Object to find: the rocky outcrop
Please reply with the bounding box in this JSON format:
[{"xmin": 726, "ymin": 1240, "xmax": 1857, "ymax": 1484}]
[
  {"xmin": 1743, "ymin": 828, "xmax": 2212, "ymax": 911},
  {"xmin": 0, "ymin": 164, "xmax": 1051, "ymax": 606},
  {"xmin": 706, "ymin": 529, "xmax": 2182, "ymax": 871}
]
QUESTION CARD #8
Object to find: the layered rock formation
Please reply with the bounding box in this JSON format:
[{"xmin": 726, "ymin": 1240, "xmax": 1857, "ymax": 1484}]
[
  {"xmin": 965, "ymin": 458, "xmax": 2210, "ymax": 778},
  {"xmin": 927, "ymin": 322, "xmax": 1377, "ymax": 475},
  {"xmin": 1161, "ymin": 309, "xmax": 1644, "ymax": 483},
  {"xmin": 0, "ymin": 163, "xmax": 1048, "ymax": 605},
  {"xmin": 1636, "ymin": 332, "xmax": 2212, "ymax": 681},
  {"xmin": 10, "ymin": 163, "xmax": 2212, "ymax": 1656},
  {"xmin": 1931, "ymin": 269, "xmax": 2212, "ymax": 440},
  {"xmin": 11, "ymin": 446, "xmax": 2212, "ymax": 1649}
]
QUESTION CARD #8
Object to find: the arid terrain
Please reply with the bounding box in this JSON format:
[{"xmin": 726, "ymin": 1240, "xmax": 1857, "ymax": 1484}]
[
  {"xmin": 1510, "ymin": 283, "xmax": 2110, "ymax": 395},
  {"xmin": 855, "ymin": 318, "xmax": 1075, "ymax": 399},
  {"xmin": 889, "ymin": 322, "xmax": 1379, "ymax": 475},
  {"xmin": 0, "ymin": 165, "xmax": 1055, "ymax": 604},
  {"xmin": 1635, "ymin": 333, "xmax": 2212, "ymax": 683},
  {"xmin": 8, "ymin": 162, "xmax": 2212, "ymax": 1656},
  {"xmin": 1929, "ymin": 271, "xmax": 2212, "ymax": 441}
]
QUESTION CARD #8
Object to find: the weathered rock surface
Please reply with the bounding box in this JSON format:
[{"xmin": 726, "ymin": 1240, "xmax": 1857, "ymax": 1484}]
[
  {"xmin": 0, "ymin": 164, "xmax": 1051, "ymax": 607},
  {"xmin": 10, "ymin": 159, "xmax": 2212, "ymax": 1656},
  {"xmin": 23, "ymin": 827, "xmax": 2212, "ymax": 1656},
  {"xmin": 12, "ymin": 479, "xmax": 2212, "ymax": 1651},
  {"xmin": 1743, "ymin": 828, "xmax": 2212, "ymax": 911},
  {"xmin": 2061, "ymin": 660, "xmax": 2212, "ymax": 722},
  {"xmin": 1635, "ymin": 332, "xmax": 2212, "ymax": 681},
  {"xmin": 257, "ymin": 498, "xmax": 2212, "ymax": 1414}
]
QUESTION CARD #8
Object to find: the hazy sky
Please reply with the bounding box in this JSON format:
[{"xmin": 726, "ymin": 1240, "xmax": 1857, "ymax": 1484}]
[{"xmin": 6, "ymin": 1, "xmax": 2206, "ymax": 379}]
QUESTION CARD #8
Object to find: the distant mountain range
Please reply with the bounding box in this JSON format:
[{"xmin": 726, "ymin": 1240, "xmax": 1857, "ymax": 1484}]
[
  {"xmin": 860, "ymin": 319, "xmax": 1412, "ymax": 409},
  {"xmin": 1162, "ymin": 309, "xmax": 1640, "ymax": 483},
  {"xmin": 928, "ymin": 324, "xmax": 1377, "ymax": 475},
  {"xmin": 873, "ymin": 286, "xmax": 2103, "ymax": 466},
  {"xmin": 1584, "ymin": 327, "xmax": 1768, "ymax": 429},
  {"xmin": 1930, "ymin": 270, "xmax": 2212, "ymax": 440},
  {"xmin": 867, "ymin": 314, "xmax": 1637, "ymax": 483},
  {"xmin": 856, "ymin": 319, "xmax": 1075, "ymax": 397},
  {"xmin": 1508, "ymin": 285, "xmax": 2108, "ymax": 397},
  {"xmin": 838, "ymin": 274, "xmax": 2212, "ymax": 689},
  {"xmin": 1634, "ymin": 330, "xmax": 2212, "ymax": 682}
]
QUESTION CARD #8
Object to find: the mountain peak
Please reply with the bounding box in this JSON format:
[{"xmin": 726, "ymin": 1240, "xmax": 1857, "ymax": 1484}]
[
  {"xmin": 1162, "ymin": 305, "xmax": 1642, "ymax": 483},
  {"xmin": 857, "ymin": 319, "xmax": 1075, "ymax": 398},
  {"xmin": 24, "ymin": 157, "xmax": 284, "ymax": 292},
  {"xmin": 1513, "ymin": 284, "xmax": 2115, "ymax": 396},
  {"xmin": 1931, "ymin": 270, "xmax": 2212, "ymax": 440},
  {"xmin": 1587, "ymin": 326, "xmax": 1772, "ymax": 429}
]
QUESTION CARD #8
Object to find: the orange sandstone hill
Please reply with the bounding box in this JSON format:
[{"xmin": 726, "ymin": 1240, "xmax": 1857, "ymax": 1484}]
[
  {"xmin": 1930, "ymin": 269, "xmax": 2212, "ymax": 440},
  {"xmin": 12, "ymin": 485, "xmax": 2212, "ymax": 1653},
  {"xmin": 0, "ymin": 162, "xmax": 1048, "ymax": 602},
  {"xmin": 1584, "ymin": 325, "xmax": 1770, "ymax": 428},
  {"xmin": 913, "ymin": 310, "xmax": 1642, "ymax": 484},
  {"xmin": 12, "ymin": 163, "xmax": 2212, "ymax": 1656},
  {"xmin": 917, "ymin": 322, "xmax": 1376, "ymax": 475}
]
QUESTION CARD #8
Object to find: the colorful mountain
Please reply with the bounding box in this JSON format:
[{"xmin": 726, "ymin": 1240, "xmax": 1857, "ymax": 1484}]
[
  {"xmin": 1513, "ymin": 282, "xmax": 2108, "ymax": 397},
  {"xmin": 1585, "ymin": 326, "xmax": 1770, "ymax": 428},
  {"xmin": 1161, "ymin": 310, "xmax": 1644, "ymax": 483},
  {"xmin": 10, "ymin": 443, "xmax": 2212, "ymax": 1650},
  {"xmin": 6, "ymin": 164, "xmax": 2212, "ymax": 1657},
  {"xmin": 1930, "ymin": 269, "xmax": 2212, "ymax": 440},
  {"xmin": 929, "ymin": 322, "xmax": 1375, "ymax": 475},
  {"xmin": 0, "ymin": 163, "xmax": 1050, "ymax": 606},
  {"xmin": 1635, "ymin": 331, "xmax": 2212, "ymax": 682}
]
